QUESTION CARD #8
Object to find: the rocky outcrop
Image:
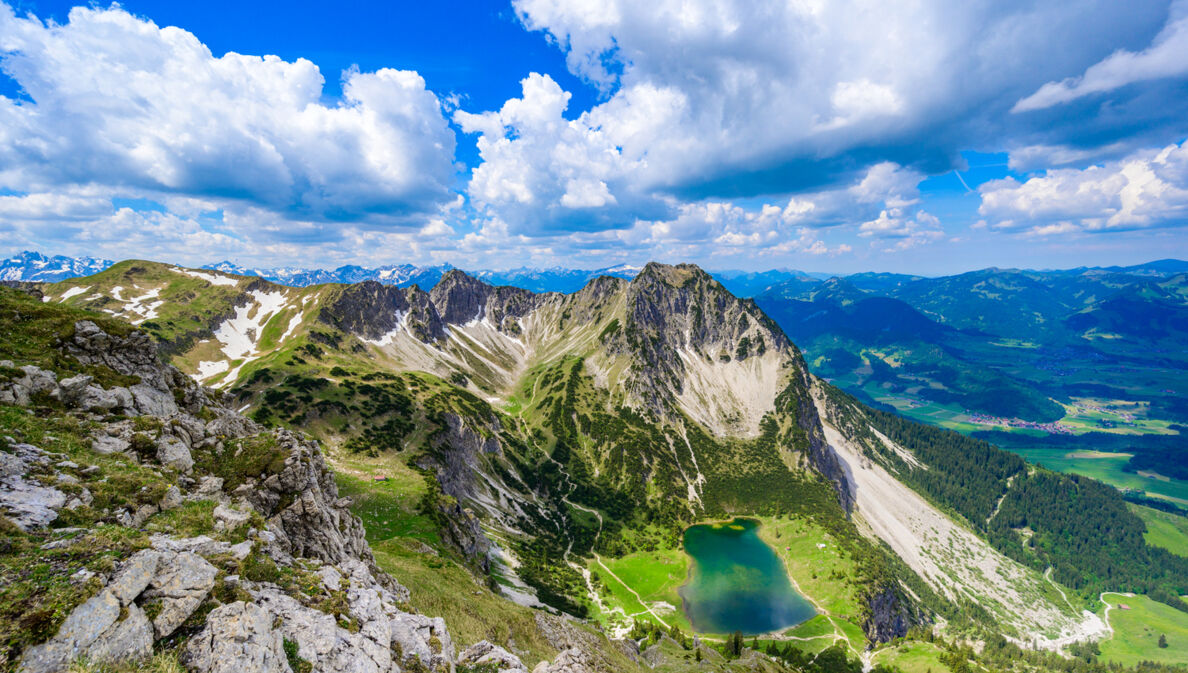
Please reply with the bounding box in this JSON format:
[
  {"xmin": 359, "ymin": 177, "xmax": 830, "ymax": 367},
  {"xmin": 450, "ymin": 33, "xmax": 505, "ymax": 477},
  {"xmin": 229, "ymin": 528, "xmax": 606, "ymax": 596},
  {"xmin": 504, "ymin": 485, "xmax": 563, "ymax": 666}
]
[
  {"xmin": 319, "ymin": 281, "xmax": 446, "ymax": 344},
  {"xmin": 600, "ymin": 262, "xmax": 794, "ymax": 418},
  {"xmin": 789, "ymin": 373, "xmax": 854, "ymax": 513},
  {"xmin": 459, "ymin": 641, "xmax": 530, "ymax": 672},
  {"xmin": 240, "ymin": 430, "xmax": 372, "ymax": 566},
  {"xmin": 17, "ymin": 546, "xmax": 214, "ymax": 673},
  {"xmin": 143, "ymin": 551, "xmax": 219, "ymax": 638},
  {"xmin": 182, "ymin": 602, "xmax": 290, "ymax": 673},
  {"xmin": 430, "ymin": 269, "xmax": 549, "ymax": 333},
  {"xmin": 419, "ymin": 412, "xmax": 500, "ymax": 572},
  {"xmin": 0, "ymin": 443, "xmax": 68, "ymax": 530},
  {"xmin": 863, "ymin": 585, "xmax": 916, "ymax": 643}
]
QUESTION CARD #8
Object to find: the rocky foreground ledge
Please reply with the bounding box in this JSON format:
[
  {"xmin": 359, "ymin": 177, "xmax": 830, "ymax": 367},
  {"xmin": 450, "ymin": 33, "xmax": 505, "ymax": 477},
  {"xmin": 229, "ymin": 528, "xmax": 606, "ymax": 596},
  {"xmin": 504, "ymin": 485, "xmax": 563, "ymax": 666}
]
[{"xmin": 0, "ymin": 319, "xmax": 598, "ymax": 673}]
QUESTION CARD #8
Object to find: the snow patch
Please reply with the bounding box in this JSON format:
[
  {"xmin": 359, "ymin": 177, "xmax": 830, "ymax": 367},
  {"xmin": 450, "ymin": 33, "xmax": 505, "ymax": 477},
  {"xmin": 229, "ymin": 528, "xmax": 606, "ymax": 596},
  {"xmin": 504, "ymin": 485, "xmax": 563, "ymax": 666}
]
[
  {"xmin": 209, "ymin": 290, "xmax": 290, "ymax": 385},
  {"xmin": 58, "ymin": 286, "xmax": 89, "ymax": 301},
  {"xmin": 197, "ymin": 360, "xmax": 230, "ymax": 379},
  {"xmin": 361, "ymin": 311, "xmax": 407, "ymax": 346},
  {"xmin": 177, "ymin": 268, "xmax": 239, "ymax": 287}
]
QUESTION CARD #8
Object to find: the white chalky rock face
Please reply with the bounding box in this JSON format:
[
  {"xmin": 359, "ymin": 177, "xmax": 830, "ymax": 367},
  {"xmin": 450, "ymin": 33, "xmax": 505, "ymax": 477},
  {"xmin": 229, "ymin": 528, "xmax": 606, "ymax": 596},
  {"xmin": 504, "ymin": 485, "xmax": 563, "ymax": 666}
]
[{"xmin": 812, "ymin": 386, "xmax": 1111, "ymax": 650}]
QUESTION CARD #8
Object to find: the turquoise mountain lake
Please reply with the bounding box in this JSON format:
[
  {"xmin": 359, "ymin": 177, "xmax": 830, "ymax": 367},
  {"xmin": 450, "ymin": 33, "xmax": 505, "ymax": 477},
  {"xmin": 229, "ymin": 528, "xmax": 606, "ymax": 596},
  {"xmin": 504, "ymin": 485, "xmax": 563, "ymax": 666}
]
[{"xmin": 679, "ymin": 518, "xmax": 816, "ymax": 634}]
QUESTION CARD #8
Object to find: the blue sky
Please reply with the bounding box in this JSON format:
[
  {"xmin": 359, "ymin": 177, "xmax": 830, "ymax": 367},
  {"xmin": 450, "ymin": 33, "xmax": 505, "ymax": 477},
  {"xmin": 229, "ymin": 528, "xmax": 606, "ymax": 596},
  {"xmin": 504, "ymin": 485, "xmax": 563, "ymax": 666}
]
[{"xmin": 1, "ymin": 0, "xmax": 1187, "ymax": 274}]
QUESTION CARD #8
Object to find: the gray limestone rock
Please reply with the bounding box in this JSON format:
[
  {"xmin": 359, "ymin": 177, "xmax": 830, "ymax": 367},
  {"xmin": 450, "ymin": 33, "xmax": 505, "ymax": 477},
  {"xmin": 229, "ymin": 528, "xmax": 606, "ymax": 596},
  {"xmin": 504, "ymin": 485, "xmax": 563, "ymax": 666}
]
[
  {"xmin": 143, "ymin": 551, "xmax": 218, "ymax": 638},
  {"xmin": 182, "ymin": 601, "xmax": 292, "ymax": 673},
  {"xmin": 156, "ymin": 435, "xmax": 193, "ymax": 473},
  {"xmin": 107, "ymin": 549, "xmax": 161, "ymax": 604},
  {"xmin": 459, "ymin": 641, "xmax": 530, "ymax": 673},
  {"xmin": 85, "ymin": 603, "xmax": 154, "ymax": 665},
  {"xmin": 17, "ymin": 590, "xmax": 121, "ymax": 673},
  {"xmin": 91, "ymin": 434, "xmax": 130, "ymax": 455},
  {"xmin": 0, "ymin": 445, "xmax": 68, "ymax": 530},
  {"xmin": 214, "ymin": 503, "xmax": 251, "ymax": 531}
]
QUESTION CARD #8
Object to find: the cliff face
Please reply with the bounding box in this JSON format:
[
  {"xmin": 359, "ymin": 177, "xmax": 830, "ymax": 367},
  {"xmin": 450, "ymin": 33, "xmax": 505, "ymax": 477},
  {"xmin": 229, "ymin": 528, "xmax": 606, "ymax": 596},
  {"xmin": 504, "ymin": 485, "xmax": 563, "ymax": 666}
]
[
  {"xmin": 319, "ymin": 280, "xmax": 445, "ymax": 343},
  {"xmin": 429, "ymin": 268, "xmax": 550, "ymax": 332},
  {"xmin": 863, "ymin": 586, "xmax": 916, "ymax": 643}
]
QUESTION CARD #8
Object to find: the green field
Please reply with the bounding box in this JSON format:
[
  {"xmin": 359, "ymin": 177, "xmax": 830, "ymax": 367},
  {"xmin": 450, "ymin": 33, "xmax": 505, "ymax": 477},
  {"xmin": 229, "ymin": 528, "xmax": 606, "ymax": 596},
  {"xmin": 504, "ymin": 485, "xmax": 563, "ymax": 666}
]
[
  {"xmin": 871, "ymin": 641, "xmax": 953, "ymax": 673},
  {"xmin": 588, "ymin": 547, "xmax": 694, "ymax": 633},
  {"xmin": 1099, "ymin": 593, "xmax": 1188, "ymax": 666},
  {"xmin": 1133, "ymin": 505, "xmax": 1188, "ymax": 557}
]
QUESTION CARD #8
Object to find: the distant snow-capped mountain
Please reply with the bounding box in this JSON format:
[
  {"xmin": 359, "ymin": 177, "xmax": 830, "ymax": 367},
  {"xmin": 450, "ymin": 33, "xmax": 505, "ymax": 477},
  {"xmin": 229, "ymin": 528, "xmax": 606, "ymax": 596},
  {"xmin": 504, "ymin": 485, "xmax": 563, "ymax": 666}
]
[
  {"xmin": 0, "ymin": 251, "xmax": 114, "ymax": 282},
  {"xmin": 205, "ymin": 260, "xmax": 643, "ymax": 293},
  {"xmin": 203, "ymin": 261, "xmax": 457, "ymax": 289}
]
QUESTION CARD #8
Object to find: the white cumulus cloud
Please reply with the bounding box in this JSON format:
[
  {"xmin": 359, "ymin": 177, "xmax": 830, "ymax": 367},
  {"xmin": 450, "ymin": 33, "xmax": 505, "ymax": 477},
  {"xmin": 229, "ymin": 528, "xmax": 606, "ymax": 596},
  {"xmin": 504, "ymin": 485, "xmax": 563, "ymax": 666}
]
[
  {"xmin": 0, "ymin": 3, "xmax": 456, "ymax": 223},
  {"xmin": 979, "ymin": 140, "xmax": 1188, "ymax": 234}
]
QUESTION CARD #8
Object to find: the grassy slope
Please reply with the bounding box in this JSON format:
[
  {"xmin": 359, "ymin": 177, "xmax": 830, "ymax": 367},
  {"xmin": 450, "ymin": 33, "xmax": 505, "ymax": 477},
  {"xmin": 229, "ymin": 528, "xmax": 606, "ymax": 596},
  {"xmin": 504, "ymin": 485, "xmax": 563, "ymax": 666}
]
[
  {"xmin": 871, "ymin": 641, "xmax": 953, "ymax": 673},
  {"xmin": 1099, "ymin": 593, "xmax": 1188, "ymax": 666},
  {"xmin": 588, "ymin": 546, "xmax": 693, "ymax": 634},
  {"xmin": 1133, "ymin": 505, "xmax": 1188, "ymax": 557},
  {"xmin": 0, "ymin": 288, "xmax": 263, "ymax": 667}
]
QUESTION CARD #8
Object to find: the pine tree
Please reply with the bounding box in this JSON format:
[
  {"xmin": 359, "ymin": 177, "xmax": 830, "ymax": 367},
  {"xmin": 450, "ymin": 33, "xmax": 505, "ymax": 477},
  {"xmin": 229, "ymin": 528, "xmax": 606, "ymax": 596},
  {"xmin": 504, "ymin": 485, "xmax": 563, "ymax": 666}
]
[{"xmin": 1159, "ymin": 634, "xmax": 1169, "ymax": 648}]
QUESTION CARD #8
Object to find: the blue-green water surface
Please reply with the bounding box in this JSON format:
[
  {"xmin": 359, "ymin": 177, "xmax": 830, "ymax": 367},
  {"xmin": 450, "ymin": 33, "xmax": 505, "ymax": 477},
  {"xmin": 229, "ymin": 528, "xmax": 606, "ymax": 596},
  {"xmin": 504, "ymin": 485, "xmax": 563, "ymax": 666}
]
[{"xmin": 679, "ymin": 518, "xmax": 816, "ymax": 634}]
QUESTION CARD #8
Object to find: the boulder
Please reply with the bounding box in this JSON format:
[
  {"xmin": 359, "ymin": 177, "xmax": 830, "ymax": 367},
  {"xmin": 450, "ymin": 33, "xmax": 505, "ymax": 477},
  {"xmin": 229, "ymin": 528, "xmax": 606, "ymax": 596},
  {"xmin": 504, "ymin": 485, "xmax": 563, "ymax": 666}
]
[
  {"xmin": 55, "ymin": 374, "xmax": 93, "ymax": 407},
  {"xmin": 389, "ymin": 612, "xmax": 453, "ymax": 671},
  {"xmin": 160, "ymin": 485, "xmax": 183, "ymax": 510},
  {"xmin": 143, "ymin": 551, "xmax": 217, "ymax": 638},
  {"xmin": 458, "ymin": 641, "xmax": 530, "ymax": 673},
  {"xmin": 107, "ymin": 549, "xmax": 161, "ymax": 604},
  {"xmin": 91, "ymin": 435, "xmax": 130, "ymax": 455},
  {"xmin": 156, "ymin": 435, "xmax": 193, "ymax": 473},
  {"xmin": 17, "ymin": 590, "xmax": 121, "ymax": 673},
  {"xmin": 183, "ymin": 601, "xmax": 292, "ymax": 673},
  {"xmin": 0, "ymin": 460, "xmax": 68, "ymax": 531},
  {"xmin": 534, "ymin": 648, "xmax": 591, "ymax": 673},
  {"xmin": 254, "ymin": 588, "xmax": 389, "ymax": 673},
  {"xmin": 84, "ymin": 603, "xmax": 154, "ymax": 665},
  {"xmin": 131, "ymin": 383, "xmax": 178, "ymax": 418},
  {"xmin": 18, "ymin": 365, "xmax": 57, "ymax": 397},
  {"xmin": 79, "ymin": 385, "xmax": 127, "ymax": 413},
  {"xmin": 214, "ymin": 503, "xmax": 251, "ymax": 531}
]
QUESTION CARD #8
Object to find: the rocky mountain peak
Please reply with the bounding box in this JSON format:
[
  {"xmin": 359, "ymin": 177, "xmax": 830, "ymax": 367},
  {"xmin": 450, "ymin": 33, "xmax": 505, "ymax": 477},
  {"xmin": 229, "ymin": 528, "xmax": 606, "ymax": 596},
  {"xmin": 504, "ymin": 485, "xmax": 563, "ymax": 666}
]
[
  {"xmin": 430, "ymin": 270, "xmax": 550, "ymax": 332},
  {"xmin": 320, "ymin": 281, "xmax": 446, "ymax": 344},
  {"xmin": 430, "ymin": 269, "xmax": 495, "ymax": 324},
  {"xmin": 632, "ymin": 261, "xmax": 713, "ymax": 289}
]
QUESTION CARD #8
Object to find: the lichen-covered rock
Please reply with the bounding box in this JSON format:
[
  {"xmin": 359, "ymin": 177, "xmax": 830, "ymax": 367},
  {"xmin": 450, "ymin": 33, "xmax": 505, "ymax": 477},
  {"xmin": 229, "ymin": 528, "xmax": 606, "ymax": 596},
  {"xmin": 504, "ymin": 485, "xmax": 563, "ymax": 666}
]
[
  {"xmin": 389, "ymin": 612, "xmax": 453, "ymax": 671},
  {"xmin": 107, "ymin": 549, "xmax": 161, "ymax": 604},
  {"xmin": 0, "ymin": 443, "xmax": 67, "ymax": 530},
  {"xmin": 459, "ymin": 641, "xmax": 529, "ymax": 672},
  {"xmin": 156, "ymin": 435, "xmax": 193, "ymax": 472},
  {"xmin": 143, "ymin": 551, "xmax": 218, "ymax": 638},
  {"xmin": 17, "ymin": 590, "xmax": 121, "ymax": 673},
  {"xmin": 534, "ymin": 647, "xmax": 592, "ymax": 673},
  {"xmin": 84, "ymin": 604, "xmax": 154, "ymax": 665},
  {"xmin": 254, "ymin": 587, "xmax": 390, "ymax": 673},
  {"xmin": 214, "ymin": 503, "xmax": 251, "ymax": 531},
  {"xmin": 91, "ymin": 434, "xmax": 130, "ymax": 454},
  {"xmin": 183, "ymin": 601, "xmax": 292, "ymax": 673},
  {"xmin": 244, "ymin": 431, "xmax": 371, "ymax": 566}
]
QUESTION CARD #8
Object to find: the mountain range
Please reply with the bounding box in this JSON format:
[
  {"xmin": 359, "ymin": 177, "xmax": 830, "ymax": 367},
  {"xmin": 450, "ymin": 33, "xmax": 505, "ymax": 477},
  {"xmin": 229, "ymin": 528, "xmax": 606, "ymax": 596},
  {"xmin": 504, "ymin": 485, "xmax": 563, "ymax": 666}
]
[{"xmin": 1, "ymin": 255, "xmax": 1187, "ymax": 672}]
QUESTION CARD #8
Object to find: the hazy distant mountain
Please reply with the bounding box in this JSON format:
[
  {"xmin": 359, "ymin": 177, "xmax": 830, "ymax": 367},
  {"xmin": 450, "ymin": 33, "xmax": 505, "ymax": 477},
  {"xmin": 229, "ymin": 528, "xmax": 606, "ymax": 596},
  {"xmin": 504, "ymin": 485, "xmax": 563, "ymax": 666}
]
[{"xmin": 710, "ymin": 269, "xmax": 823, "ymax": 297}]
